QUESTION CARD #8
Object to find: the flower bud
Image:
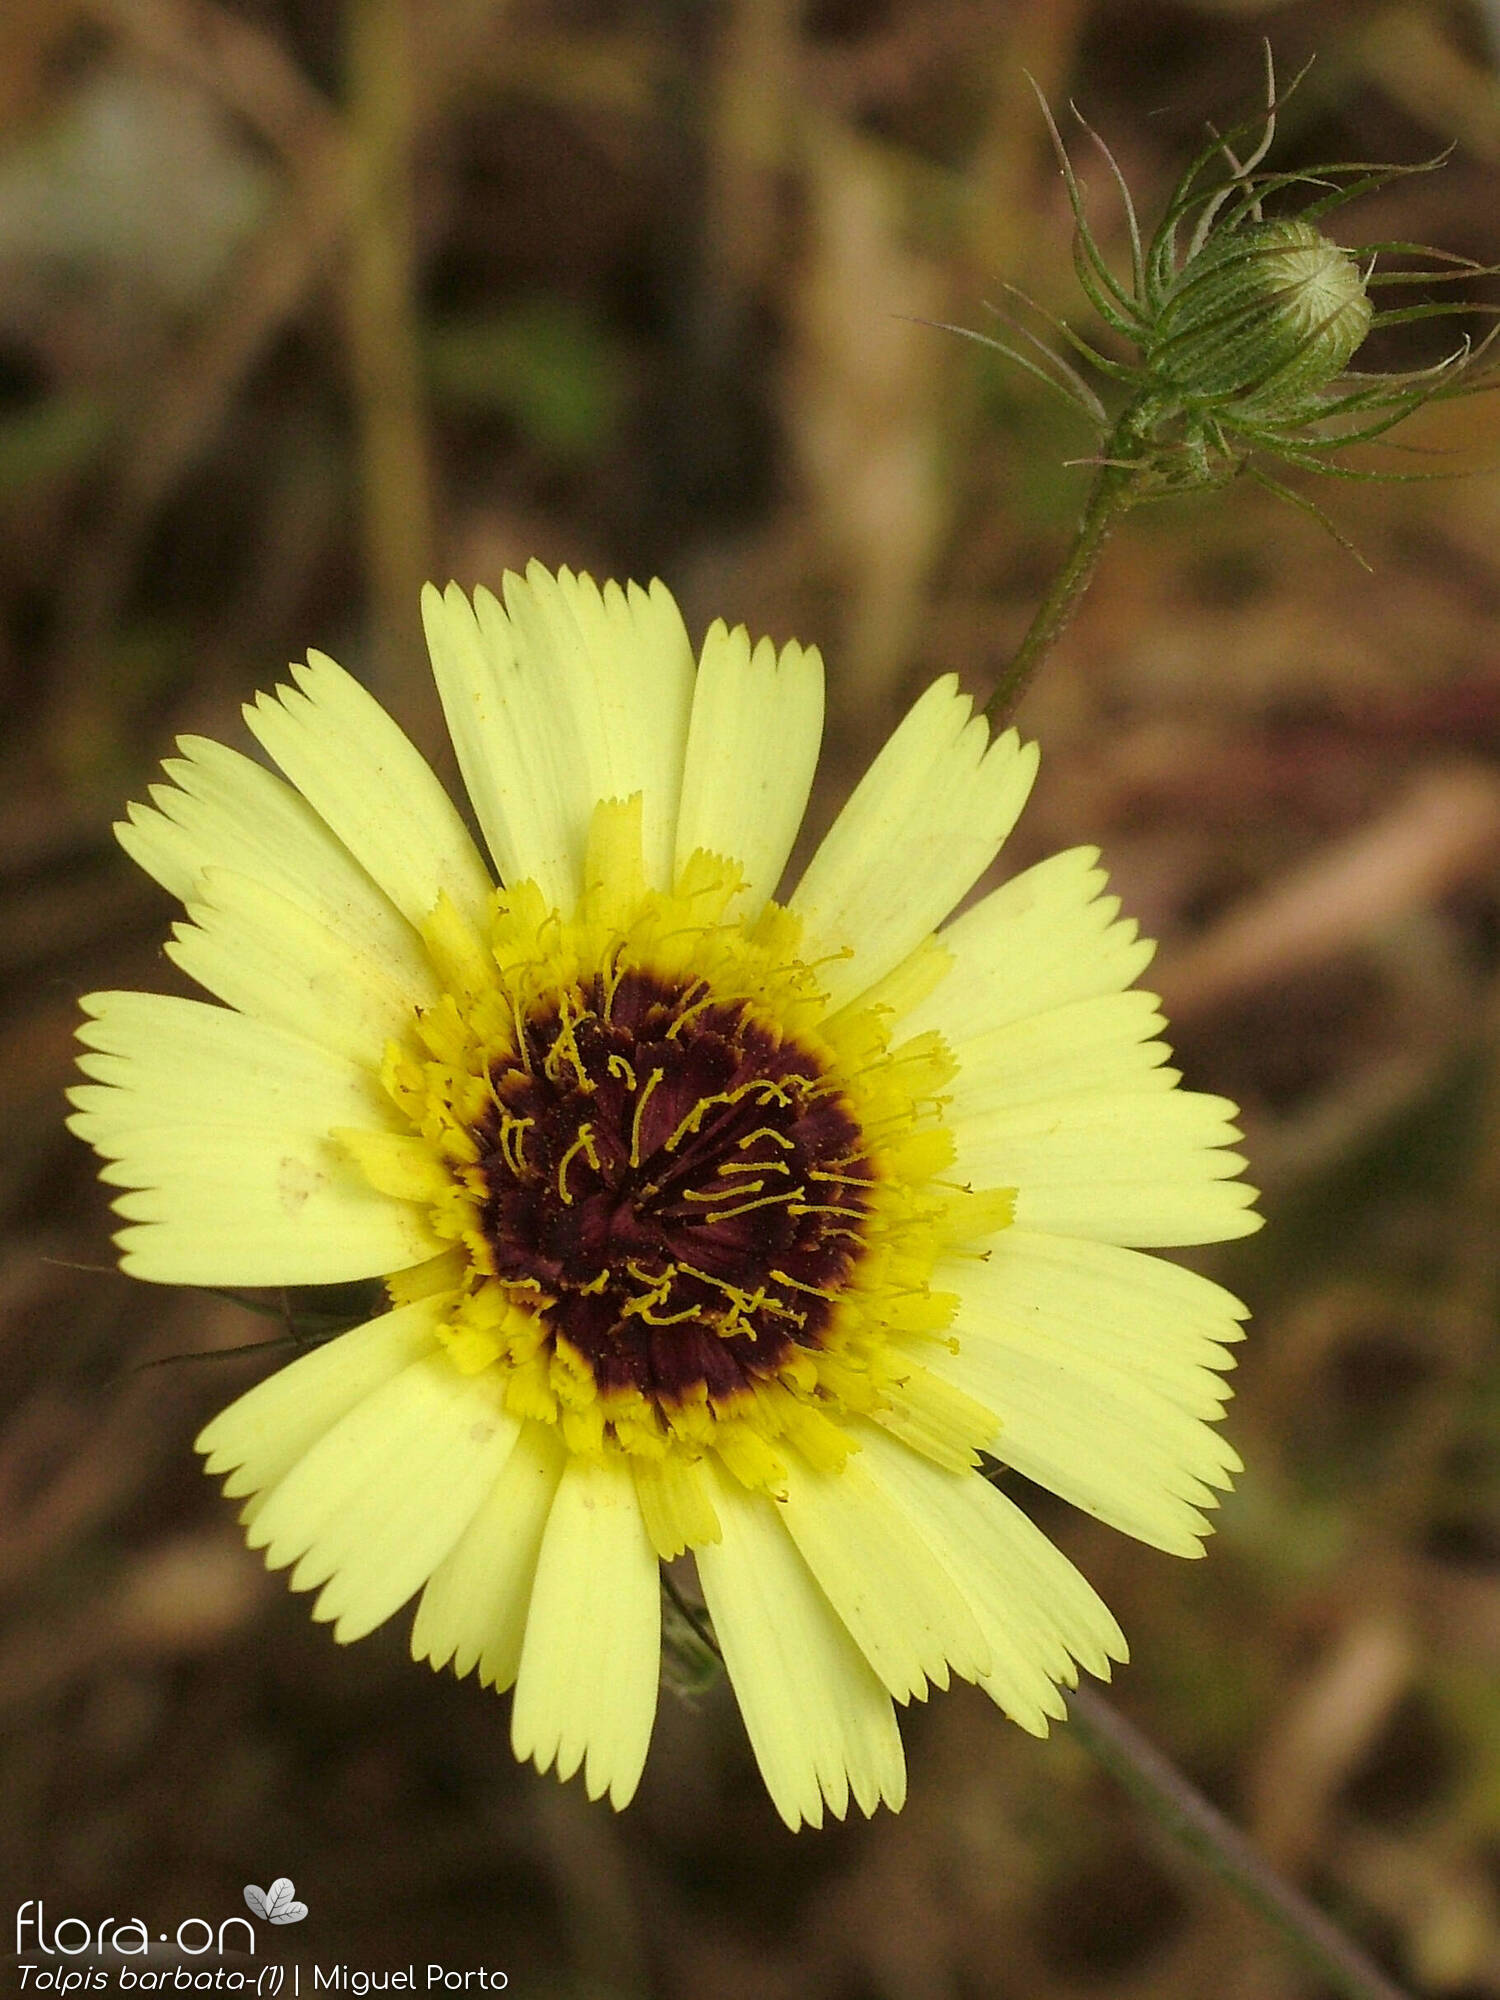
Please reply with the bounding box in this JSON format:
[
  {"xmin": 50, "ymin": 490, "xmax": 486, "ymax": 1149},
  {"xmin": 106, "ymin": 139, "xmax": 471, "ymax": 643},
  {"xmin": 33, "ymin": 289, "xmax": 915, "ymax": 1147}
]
[
  {"xmin": 961, "ymin": 65, "xmax": 1495, "ymax": 511},
  {"xmin": 1146, "ymin": 217, "xmax": 1373, "ymax": 417}
]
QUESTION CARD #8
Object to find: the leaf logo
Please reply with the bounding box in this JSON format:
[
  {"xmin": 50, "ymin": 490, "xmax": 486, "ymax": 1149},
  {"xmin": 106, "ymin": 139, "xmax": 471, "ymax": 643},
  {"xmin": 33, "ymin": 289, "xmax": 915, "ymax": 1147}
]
[{"xmin": 243, "ymin": 1879, "xmax": 309, "ymax": 1925}]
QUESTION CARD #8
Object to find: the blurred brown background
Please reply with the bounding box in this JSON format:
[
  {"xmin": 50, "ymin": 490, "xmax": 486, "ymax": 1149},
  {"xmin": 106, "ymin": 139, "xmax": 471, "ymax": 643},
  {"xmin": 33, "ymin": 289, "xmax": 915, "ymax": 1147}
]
[{"xmin": 9, "ymin": 0, "xmax": 1500, "ymax": 1993}]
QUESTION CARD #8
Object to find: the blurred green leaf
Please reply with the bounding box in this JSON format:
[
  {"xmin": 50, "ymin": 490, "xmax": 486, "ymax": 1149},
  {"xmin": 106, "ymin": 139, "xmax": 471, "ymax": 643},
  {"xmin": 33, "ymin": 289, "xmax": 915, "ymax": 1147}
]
[
  {"xmin": 425, "ymin": 297, "xmax": 626, "ymax": 458},
  {"xmin": 0, "ymin": 391, "xmax": 110, "ymax": 500}
]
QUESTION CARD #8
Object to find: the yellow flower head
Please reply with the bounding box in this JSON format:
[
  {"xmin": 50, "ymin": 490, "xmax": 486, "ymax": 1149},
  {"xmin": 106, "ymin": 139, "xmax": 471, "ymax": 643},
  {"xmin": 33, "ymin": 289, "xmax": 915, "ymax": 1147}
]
[{"xmin": 69, "ymin": 563, "xmax": 1258, "ymax": 1829}]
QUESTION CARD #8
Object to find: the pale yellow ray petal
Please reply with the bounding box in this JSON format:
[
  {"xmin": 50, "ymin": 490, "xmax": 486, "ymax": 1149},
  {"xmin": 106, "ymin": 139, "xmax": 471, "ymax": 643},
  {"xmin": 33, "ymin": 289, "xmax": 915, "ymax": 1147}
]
[
  {"xmin": 931, "ymin": 1240, "xmax": 1245, "ymax": 1555},
  {"xmin": 412, "ymin": 1421, "xmax": 566, "ymax": 1689},
  {"xmin": 167, "ymin": 867, "xmax": 436, "ymax": 1068},
  {"xmin": 1011, "ymin": 1175, "xmax": 1262, "ymax": 1247},
  {"xmin": 98, "ymin": 1161, "xmax": 439, "ymax": 1286},
  {"xmin": 695, "ymin": 1458, "xmax": 904, "ymax": 1830},
  {"xmin": 954, "ymin": 1086, "xmax": 1260, "ymax": 1249},
  {"xmin": 958, "ymin": 1086, "xmax": 1244, "ymax": 1163},
  {"xmin": 674, "ymin": 622, "xmax": 824, "ymax": 915},
  {"xmin": 790, "ymin": 677, "xmax": 1038, "ymax": 1013},
  {"xmin": 906, "ymin": 847, "xmax": 1155, "ymax": 1046},
  {"xmin": 511, "ymin": 1453, "xmax": 661, "ymax": 1809},
  {"xmin": 480, "ymin": 563, "xmax": 696, "ymax": 899},
  {"xmin": 944, "ymin": 990, "xmax": 1176, "ymax": 1119},
  {"xmin": 246, "ymin": 1355, "xmax": 516, "ymax": 1642},
  {"xmin": 244, "ymin": 649, "xmax": 493, "ymax": 932},
  {"xmin": 776, "ymin": 1450, "xmax": 991, "ymax": 1700},
  {"xmin": 70, "ymin": 991, "xmax": 395, "ymax": 1131},
  {"xmin": 937, "ymin": 1230, "xmax": 1244, "ymax": 1412},
  {"xmin": 854, "ymin": 1424, "xmax": 1127, "ymax": 1730},
  {"xmin": 547, "ymin": 564, "xmax": 696, "ymax": 893},
  {"xmin": 422, "ymin": 581, "xmax": 577, "ymax": 907},
  {"xmin": 196, "ymin": 1294, "xmax": 451, "ymax": 1497},
  {"xmin": 69, "ymin": 992, "xmax": 438, "ymax": 1284},
  {"xmin": 116, "ymin": 735, "xmax": 432, "ymax": 987}
]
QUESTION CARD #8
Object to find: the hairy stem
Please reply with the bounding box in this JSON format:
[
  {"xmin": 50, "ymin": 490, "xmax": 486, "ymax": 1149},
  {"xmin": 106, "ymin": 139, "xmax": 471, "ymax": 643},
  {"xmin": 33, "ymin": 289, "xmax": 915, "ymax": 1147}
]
[
  {"xmin": 983, "ymin": 430, "xmax": 1142, "ymax": 724},
  {"xmin": 1068, "ymin": 1684, "xmax": 1414, "ymax": 2000},
  {"xmin": 663, "ymin": 1570, "xmax": 1408, "ymax": 1996}
]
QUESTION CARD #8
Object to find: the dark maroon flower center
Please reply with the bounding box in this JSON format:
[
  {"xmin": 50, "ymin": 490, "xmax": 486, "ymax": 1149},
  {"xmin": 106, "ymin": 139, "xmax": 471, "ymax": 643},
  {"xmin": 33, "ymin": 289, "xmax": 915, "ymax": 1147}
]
[{"xmin": 471, "ymin": 965, "xmax": 874, "ymax": 1407}]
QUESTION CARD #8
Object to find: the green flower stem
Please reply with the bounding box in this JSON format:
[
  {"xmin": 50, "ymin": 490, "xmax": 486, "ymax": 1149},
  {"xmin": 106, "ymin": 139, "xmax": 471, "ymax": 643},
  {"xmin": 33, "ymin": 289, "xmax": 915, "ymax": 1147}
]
[
  {"xmin": 1004, "ymin": 419, "xmax": 1411, "ymax": 1994},
  {"xmin": 661, "ymin": 1575, "xmax": 1407, "ymax": 1996},
  {"xmin": 983, "ymin": 438, "xmax": 1141, "ymax": 724},
  {"xmin": 1067, "ymin": 1684, "xmax": 1414, "ymax": 2000}
]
